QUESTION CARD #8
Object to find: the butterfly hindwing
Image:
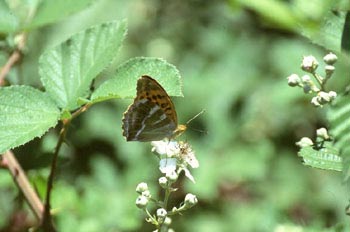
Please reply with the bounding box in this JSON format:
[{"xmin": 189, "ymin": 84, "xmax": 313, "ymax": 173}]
[{"xmin": 122, "ymin": 76, "xmax": 180, "ymax": 142}]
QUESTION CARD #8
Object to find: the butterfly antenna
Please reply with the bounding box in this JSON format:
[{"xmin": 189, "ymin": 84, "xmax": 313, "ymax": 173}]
[{"xmin": 186, "ymin": 109, "xmax": 206, "ymax": 125}]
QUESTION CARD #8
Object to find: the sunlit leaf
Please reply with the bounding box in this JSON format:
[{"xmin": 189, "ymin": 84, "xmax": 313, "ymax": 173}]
[
  {"xmin": 39, "ymin": 20, "xmax": 127, "ymax": 110},
  {"xmin": 0, "ymin": 86, "xmax": 60, "ymax": 154},
  {"xmin": 26, "ymin": 0, "xmax": 93, "ymax": 29},
  {"xmin": 91, "ymin": 57, "xmax": 183, "ymax": 103}
]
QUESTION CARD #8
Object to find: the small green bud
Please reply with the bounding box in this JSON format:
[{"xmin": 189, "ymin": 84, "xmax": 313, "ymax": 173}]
[
  {"xmin": 136, "ymin": 182, "xmax": 148, "ymax": 194},
  {"xmin": 296, "ymin": 137, "xmax": 314, "ymax": 148},
  {"xmin": 136, "ymin": 195, "xmax": 149, "ymax": 209},
  {"xmin": 287, "ymin": 74, "xmax": 301, "ymax": 87},
  {"xmin": 159, "ymin": 177, "xmax": 168, "ymax": 188},
  {"xmin": 316, "ymin": 128, "xmax": 330, "ymax": 140},
  {"xmin": 156, "ymin": 208, "xmax": 167, "ymax": 219},
  {"xmin": 301, "ymin": 55, "xmax": 318, "ymax": 73},
  {"xmin": 323, "ymin": 52, "xmax": 337, "ymax": 65}
]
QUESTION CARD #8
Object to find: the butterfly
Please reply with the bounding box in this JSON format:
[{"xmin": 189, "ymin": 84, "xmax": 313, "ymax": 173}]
[{"xmin": 122, "ymin": 75, "xmax": 186, "ymax": 142}]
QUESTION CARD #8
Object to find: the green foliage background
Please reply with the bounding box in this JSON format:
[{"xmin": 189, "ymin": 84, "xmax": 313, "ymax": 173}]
[{"xmin": 0, "ymin": 0, "xmax": 350, "ymax": 231}]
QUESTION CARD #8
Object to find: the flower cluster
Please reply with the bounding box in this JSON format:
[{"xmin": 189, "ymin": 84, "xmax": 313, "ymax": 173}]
[
  {"xmin": 135, "ymin": 139, "xmax": 199, "ymax": 231},
  {"xmin": 286, "ymin": 53, "xmax": 338, "ymax": 107}
]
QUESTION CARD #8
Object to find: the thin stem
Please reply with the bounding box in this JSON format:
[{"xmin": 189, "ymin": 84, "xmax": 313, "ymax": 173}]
[
  {"xmin": 40, "ymin": 104, "xmax": 90, "ymax": 230},
  {"xmin": 41, "ymin": 119, "xmax": 70, "ymax": 231},
  {"xmin": 0, "ymin": 34, "xmax": 26, "ymax": 85},
  {"xmin": 2, "ymin": 151, "xmax": 44, "ymax": 221}
]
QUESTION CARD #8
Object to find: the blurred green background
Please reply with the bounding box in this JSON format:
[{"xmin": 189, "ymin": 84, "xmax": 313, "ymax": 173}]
[{"xmin": 1, "ymin": 0, "xmax": 350, "ymax": 231}]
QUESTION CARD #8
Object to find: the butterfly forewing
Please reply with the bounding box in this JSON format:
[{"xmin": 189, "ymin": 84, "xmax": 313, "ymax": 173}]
[{"xmin": 122, "ymin": 75, "xmax": 182, "ymax": 142}]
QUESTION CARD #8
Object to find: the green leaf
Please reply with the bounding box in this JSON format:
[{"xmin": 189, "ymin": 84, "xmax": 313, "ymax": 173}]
[
  {"xmin": 298, "ymin": 145, "xmax": 342, "ymax": 172},
  {"xmin": 302, "ymin": 11, "xmax": 345, "ymax": 51},
  {"xmin": 328, "ymin": 93, "xmax": 350, "ymax": 179},
  {"xmin": 0, "ymin": 1, "xmax": 19, "ymax": 33},
  {"xmin": 0, "ymin": 86, "xmax": 60, "ymax": 154},
  {"xmin": 91, "ymin": 57, "xmax": 183, "ymax": 103},
  {"xmin": 25, "ymin": 0, "xmax": 93, "ymax": 29},
  {"xmin": 39, "ymin": 20, "xmax": 127, "ymax": 110},
  {"xmin": 341, "ymin": 11, "xmax": 350, "ymax": 52}
]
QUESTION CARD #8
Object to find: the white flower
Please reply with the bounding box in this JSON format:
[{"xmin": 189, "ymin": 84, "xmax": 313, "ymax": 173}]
[
  {"xmin": 152, "ymin": 140, "xmax": 180, "ymax": 157},
  {"xmin": 159, "ymin": 158, "xmax": 177, "ymax": 175},
  {"xmin": 179, "ymin": 141, "xmax": 199, "ymax": 168}
]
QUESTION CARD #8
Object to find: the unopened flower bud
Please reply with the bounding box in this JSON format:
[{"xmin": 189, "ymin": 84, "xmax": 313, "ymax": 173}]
[
  {"xmin": 301, "ymin": 75, "xmax": 311, "ymax": 83},
  {"xmin": 159, "ymin": 177, "xmax": 168, "ymax": 188},
  {"xmin": 287, "ymin": 74, "xmax": 301, "ymax": 87},
  {"xmin": 318, "ymin": 91, "xmax": 330, "ymax": 104},
  {"xmin": 296, "ymin": 137, "xmax": 314, "ymax": 148},
  {"xmin": 166, "ymin": 171, "xmax": 178, "ymax": 182},
  {"xmin": 316, "ymin": 128, "xmax": 330, "ymax": 140},
  {"xmin": 325, "ymin": 65, "xmax": 335, "ymax": 76},
  {"xmin": 323, "ymin": 52, "xmax": 337, "ymax": 65},
  {"xmin": 136, "ymin": 195, "xmax": 149, "ymax": 209},
  {"xmin": 311, "ymin": 97, "xmax": 321, "ymax": 107},
  {"xmin": 184, "ymin": 193, "xmax": 198, "ymax": 208},
  {"xmin": 136, "ymin": 182, "xmax": 148, "ymax": 194},
  {"xmin": 156, "ymin": 208, "xmax": 167, "ymax": 219},
  {"xmin": 142, "ymin": 190, "xmax": 151, "ymax": 198},
  {"xmin": 164, "ymin": 217, "xmax": 172, "ymax": 226},
  {"xmin": 328, "ymin": 91, "xmax": 337, "ymax": 100},
  {"xmin": 301, "ymin": 55, "xmax": 318, "ymax": 73}
]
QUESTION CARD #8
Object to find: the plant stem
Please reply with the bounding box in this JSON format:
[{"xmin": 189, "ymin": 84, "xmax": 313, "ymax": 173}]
[
  {"xmin": 2, "ymin": 151, "xmax": 44, "ymax": 221},
  {"xmin": 41, "ymin": 119, "xmax": 70, "ymax": 231}
]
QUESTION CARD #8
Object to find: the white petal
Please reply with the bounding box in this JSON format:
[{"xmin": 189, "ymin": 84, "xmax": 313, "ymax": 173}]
[
  {"xmin": 159, "ymin": 158, "xmax": 177, "ymax": 174},
  {"xmin": 183, "ymin": 167, "xmax": 196, "ymax": 183}
]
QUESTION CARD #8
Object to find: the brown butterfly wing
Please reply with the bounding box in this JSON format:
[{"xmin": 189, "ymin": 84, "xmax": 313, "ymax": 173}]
[
  {"xmin": 136, "ymin": 75, "xmax": 178, "ymax": 124},
  {"xmin": 122, "ymin": 75, "xmax": 178, "ymax": 141}
]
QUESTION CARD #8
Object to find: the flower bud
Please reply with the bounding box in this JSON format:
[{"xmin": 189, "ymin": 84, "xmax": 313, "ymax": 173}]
[
  {"xmin": 142, "ymin": 190, "xmax": 151, "ymax": 198},
  {"xmin": 325, "ymin": 65, "xmax": 335, "ymax": 76},
  {"xmin": 318, "ymin": 91, "xmax": 330, "ymax": 104},
  {"xmin": 328, "ymin": 91, "xmax": 337, "ymax": 100},
  {"xmin": 136, "ymin": 182, "xmax": 148, "ymax": 194},
  {"xmin": 136, "ymin": 195, "xmax": 149, "ymax": 209},
  {"xmin": 296, "ymin": 137, "xmax": 314, "ymax": 148},
  {"xmin": 159, "ymin": 177, "xmax": 168, "ymax": 188},
  {"xmin": 301, "ymin": 75, "xmax": 311, "ymax": 83},
  {"xmin": 311, "ymin": 97, "xmax": 321, "ymax": 107},
  {"xmin": 156, "ymin": 208, "xmax": 167, "ymax": 219},
  {"xmin": 323, "ymin": 52, "xmax": 337, "ymax": 65},
  {"xmin": 184, "ymin": 193, "xmax": 198, "ymax": 208},
  {"xmin": 166, "ymin": 171, "xmax": 178, "ymax": 182},
  {"xmin": 316, "ymin": 128, "xmax": 330, "ymax": 140},
  {"xmin": 164, "ymin": 217, "xmax": 172, "ymax": 226},
  {"xmin": 301, "ymin": 55, "xmax": 318, "ymax": 73},
  {"xmin": 287, "ymin": 74, "xmax": 301, "ymax": 87}
]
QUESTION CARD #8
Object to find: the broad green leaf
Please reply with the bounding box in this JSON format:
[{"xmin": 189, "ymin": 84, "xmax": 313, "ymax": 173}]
[
  {"xmin": 302, "ymin": 11, "xmax": 345, "ymax": 51},
  {"xmin": 0, "ymin": 86, "xmax": 60, "ymax": 154},
  {"xmin": 91, "ymin": 57, "xmax": 183, "ymax": 103},
  {"xmin": 39, "ymin": 20, "xmax": 127, "ymax": 110},
  {"xmin": 298, "ymin": 145, "xmax": 342, "ymax": 171},
  {"xmin": 25, "ymin": 0, "xmax": 93, "ymax": 29},
  {"xmin": 0, "ymin": 1, "xmax": 19, "ymax": 33},
  {"xmin": 328, "ymin": 93, "xmax": 350, "ymax": 180}
]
